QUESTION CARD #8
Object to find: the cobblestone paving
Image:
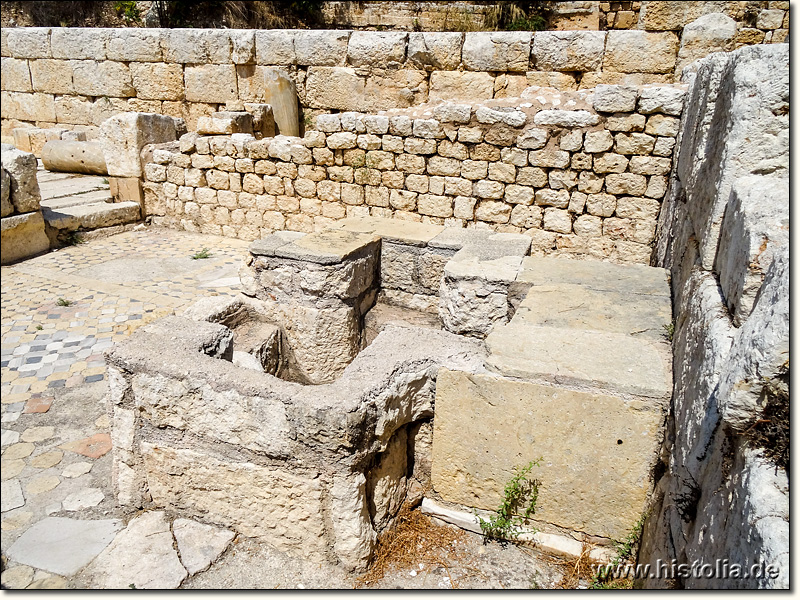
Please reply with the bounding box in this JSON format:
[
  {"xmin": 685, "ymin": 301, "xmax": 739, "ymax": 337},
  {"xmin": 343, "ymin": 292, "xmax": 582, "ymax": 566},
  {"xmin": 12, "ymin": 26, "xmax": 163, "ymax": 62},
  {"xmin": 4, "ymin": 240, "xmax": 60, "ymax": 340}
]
[{"xmin": 1, "ymin": 226, "xmax": 249, "ymax": 589}]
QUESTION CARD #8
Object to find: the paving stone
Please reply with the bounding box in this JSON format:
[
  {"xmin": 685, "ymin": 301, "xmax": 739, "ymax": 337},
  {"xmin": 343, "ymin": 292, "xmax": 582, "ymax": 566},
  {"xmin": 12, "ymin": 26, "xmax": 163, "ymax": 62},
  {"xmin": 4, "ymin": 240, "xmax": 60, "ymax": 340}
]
[
  {"xmin": 62, "ymin": 487, "xmax": 105, "ymax": 511},
  {"xmin": 1, "ymin": 428, "xmax": 20, "ymax": 446},
  {"xmin": 26, "ymin": 575, "xmax": 68, "ymax": 589},
  {"xmin": 30, "ymin": 450, "xmax": 64, "ymax": 469},
  {"xmin": 0, "ymin": 564, "xmax": 35, "ymax": 589},
  {"xmin": 6, "ymin": 517, "xmax": 123, "ymax": 576},
  {"xmin": 84, "ymin": 511, "xmax": 188, "ymax": 589},
  {"xmin": 60, "ymin": 433, "xmax": 112, "ymax": 458},
  {"xmin": 62, "ymin": 461, "xmax": 94, "ymax": 478},
  {"xmin": 1, "ymin": 458, "xmax": 26, "ymax": 480},
  {"xmin": 1, "ymin": 479, "xmax": 25, "ymax": 512},
  {"xmin": 1, "ymin": 509, "xmax": 34, "ymax": 530},
  {"xmin": 26, "ymin": 475, "xmax": 61, "ymax": 495},
  {"xmin": 22, "ymin": 395, "xmax": 53, "ymax": 413},
  {"xmin": 21, "ymin": 425, "xmax": 55, "ymax": 442},
  {"xmin": 3, "ymin": 441, "xmax": 35, "ymax": 459},
  {"xmin": 173, "ymin": 518, "xmax": 236, "ymax": 575}
]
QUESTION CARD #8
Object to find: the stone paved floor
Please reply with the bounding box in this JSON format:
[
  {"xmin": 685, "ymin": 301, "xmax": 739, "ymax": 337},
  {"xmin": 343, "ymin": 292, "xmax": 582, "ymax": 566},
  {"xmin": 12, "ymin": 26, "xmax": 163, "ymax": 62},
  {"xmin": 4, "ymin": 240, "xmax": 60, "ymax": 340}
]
[{"xmin": 1, "ymin": 226, "xmax": 249, "ymax": 589}]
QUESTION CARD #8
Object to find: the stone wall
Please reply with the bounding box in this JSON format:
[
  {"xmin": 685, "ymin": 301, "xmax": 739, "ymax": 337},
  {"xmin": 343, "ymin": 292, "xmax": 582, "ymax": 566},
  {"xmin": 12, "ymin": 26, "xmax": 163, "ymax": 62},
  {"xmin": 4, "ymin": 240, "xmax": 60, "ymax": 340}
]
[
  {"xmin": 637, "ymin": 43, "xmax": 788, "ymax": 589},
  {"xmin": 1, "ymin": 10, "xmax": 787, "ymax": 141},
  {"xmin": 140, "ymin": 83, "xmax": 685, "ymax": 264}
]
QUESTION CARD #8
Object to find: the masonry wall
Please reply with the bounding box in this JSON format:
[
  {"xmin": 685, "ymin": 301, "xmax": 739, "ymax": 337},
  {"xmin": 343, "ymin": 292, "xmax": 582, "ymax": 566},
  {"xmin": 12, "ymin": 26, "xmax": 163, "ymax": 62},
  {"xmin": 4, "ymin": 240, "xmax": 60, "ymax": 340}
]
[
  {"xmin": 637, "ymin": 44, "xmax": 788, "ymax": 589},
  {"xmin": 139, "ymin": 83, "xmax": 684, "ymax": 264},
  {"xmin": 0, "ymin": 9, "xmax": 788, "ymax": 142}
]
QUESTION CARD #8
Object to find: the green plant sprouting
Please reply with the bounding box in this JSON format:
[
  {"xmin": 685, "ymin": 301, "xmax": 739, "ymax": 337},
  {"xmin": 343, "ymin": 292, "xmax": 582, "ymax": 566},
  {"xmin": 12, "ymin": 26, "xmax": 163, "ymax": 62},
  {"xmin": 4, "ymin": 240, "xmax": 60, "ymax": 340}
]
[
  {"xmin": 662, "ymin": 322, "xmax": 674, "ymax": 342},
  {"xmin": 478, "ymin": 458, "xmax": 542, "ymax": 541},
  {"xmin": 191, "ymin": 248, "xmax": 211, "ymax": 260},
  {"xmin": 56, "ymin": 298, "xmax": 72, "ymax": 307},
  {"xmin": 591, "ymin": 512, "xmax": 648, "ymax": 589}
]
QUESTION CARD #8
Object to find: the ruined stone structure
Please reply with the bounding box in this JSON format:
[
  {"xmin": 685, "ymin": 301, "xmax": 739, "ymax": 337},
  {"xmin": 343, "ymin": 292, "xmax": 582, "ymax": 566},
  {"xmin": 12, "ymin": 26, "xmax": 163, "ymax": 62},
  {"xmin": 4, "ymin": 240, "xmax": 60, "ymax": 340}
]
[
  {"xmin": 0, "ymin": 143, "xmax": 49, "ymax": 263},
  {"xmin": 0, "ymin": 8, "xmax": 789, "ymax": 589}
]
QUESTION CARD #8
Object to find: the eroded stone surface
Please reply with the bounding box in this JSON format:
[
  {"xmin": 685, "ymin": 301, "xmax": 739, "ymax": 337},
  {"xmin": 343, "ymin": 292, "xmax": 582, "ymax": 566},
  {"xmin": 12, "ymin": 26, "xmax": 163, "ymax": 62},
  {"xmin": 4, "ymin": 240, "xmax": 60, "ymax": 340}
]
[{"xmin": 173, "ymin": 518, "xmax": 235, "ymax": 576}]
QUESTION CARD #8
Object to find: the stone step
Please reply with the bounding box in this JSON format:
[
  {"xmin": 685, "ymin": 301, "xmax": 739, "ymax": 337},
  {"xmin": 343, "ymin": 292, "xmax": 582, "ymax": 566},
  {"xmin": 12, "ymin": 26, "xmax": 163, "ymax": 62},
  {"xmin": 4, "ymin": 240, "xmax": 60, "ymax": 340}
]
[
  {"xmin": 40, "ymin": 190, "xmax": 113, "ymax": 210},
  {"xmin": 38, "ymin": 175, "xmax": 109, "ymax": 201},
  {"xmin": 42, "ymin": 201, "xmax": 140, "ymax": 232}
]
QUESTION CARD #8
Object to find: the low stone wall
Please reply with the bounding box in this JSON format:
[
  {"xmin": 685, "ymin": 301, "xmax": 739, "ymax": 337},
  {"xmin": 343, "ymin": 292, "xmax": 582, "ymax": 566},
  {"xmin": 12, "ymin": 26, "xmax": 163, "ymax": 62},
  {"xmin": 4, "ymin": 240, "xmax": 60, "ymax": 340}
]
[
  {"xmin": 0, "ymin": 143, "xmax": 50, "ymax": 263},
  {"xmin": 1, "ymin": 10, "xmax": 787, "ymax": 141},
  {"xmin": 140, "ymin": 83, "xmax": 684, "ymax": 264},
  {"xmin": 638, "ymin": 44, "xmax": 788, "ymax": 589}
]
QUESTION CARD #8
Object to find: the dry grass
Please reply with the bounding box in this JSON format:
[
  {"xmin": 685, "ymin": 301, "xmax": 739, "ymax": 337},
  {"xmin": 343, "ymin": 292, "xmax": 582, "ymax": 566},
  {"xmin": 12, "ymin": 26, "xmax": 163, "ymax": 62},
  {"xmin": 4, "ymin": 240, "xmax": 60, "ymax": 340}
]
[{"xmin": 355, "ymin": 503, "xmax": 473, "ymax": 588}]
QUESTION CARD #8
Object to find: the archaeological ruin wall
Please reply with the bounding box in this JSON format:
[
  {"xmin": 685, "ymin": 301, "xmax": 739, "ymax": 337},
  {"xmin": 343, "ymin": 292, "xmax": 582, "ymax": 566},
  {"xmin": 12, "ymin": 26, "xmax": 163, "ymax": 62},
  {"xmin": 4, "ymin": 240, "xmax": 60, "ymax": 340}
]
[
  {"xmin": 638, "ymin": 43, "xmax": 788, "ymax": 589},
  {"xmin": 0, "ymin": 4, "xmax": 789, "ymax": 143},
  {"xmin": 137, "ymin": 85, "xmax": 684, "ymax": 265}
]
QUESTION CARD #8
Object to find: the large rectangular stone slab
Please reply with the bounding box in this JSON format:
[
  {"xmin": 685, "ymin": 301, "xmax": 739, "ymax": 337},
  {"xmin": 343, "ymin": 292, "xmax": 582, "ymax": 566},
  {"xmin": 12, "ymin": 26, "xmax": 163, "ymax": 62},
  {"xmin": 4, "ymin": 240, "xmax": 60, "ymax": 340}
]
[
  {"xmin": 485, "ymin": 323, "xmax": 671, "ymax": 399},
  {"xmin": 431, "ymin": 369, "xmax": 664, "ymax": 541},
  {"xmin": 274, "ymin": 228, "xmax": 379, "ymax": 265},
  {"xmin": 330, "ymin": 216, "xmax": 443, "ymax": 247},
  {"xmin": 515, "ymin": 255, "xmax": 669, "ymax": 297},
  {"xmin": 0, "ymin": 210, "xmax": 50, "ymax": 265},
  {"xmin": 512, "ymin": 283, "xmax": 672, "ymax": 341}
]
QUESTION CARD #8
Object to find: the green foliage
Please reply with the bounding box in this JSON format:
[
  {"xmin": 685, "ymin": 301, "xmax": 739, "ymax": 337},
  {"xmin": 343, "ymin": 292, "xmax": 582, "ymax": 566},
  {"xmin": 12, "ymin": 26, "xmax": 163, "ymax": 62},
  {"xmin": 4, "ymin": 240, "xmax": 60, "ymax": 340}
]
[
  {"xmin": 591, "ymin": 512, "xmax": 647, "ymax": 589},
  {"xmin": 154, "ymin": 0, "xmax": 324, "ymax": 28},
  {"xmin": 478, "ymin": 459, "xmax": 542, "ymax": 541},
  {"xmin": 662, "ymin": 322, "xmax": 674, "ymax": 342},
  {"xmin": 114, "ymin": 1, "xmax": 141, "ymax": 24},
  {"xmin": 36, "ymin": 324, "xmax": 44, "ymax": 331},
  {"xmin": 191, "ymin": 248, "xmax": 211, "ymax": 260},
  {"xmin": 62, "ymin": 231, "xmax": 85, "ymax": 247},
  {"xmin": 56, "ymin": 298, "xmax": 72, "ymax": 307}
]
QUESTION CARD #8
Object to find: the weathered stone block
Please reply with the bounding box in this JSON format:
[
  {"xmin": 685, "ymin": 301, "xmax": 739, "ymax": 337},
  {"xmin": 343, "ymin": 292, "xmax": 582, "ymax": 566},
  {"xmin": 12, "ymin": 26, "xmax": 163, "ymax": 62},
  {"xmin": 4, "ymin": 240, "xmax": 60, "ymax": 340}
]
[
  {"xmin": 1, "ymin": 144, "xmax": 41, "ymax": 213},
  {"xmin": 592, "ymin": 84, "xmax": 638, "ymax": 113},
  {"xmin": 129, "ymin": 62, "xmax": 184, "ymax": 101},
  {"xmin": 1, "ymin": 210, "xmax": 50, "ymax": 264},
  {"xmin": 463, "ymin": 32, "xmax": 530, "ymax": 72},
  {"xmin": 306, "ymin": 67, "xmax": 426, "ymax": 112},
  {"xmin": 50, "ymin": 28, "xmax": 109, "ymax": 60},
  {"xmin": 107, "ymin": 29, "xmax": 163, "ymax": 62},
  {"xmin": 604, "ymin": 31, "xmax": 679, "ymax": 74},
  {"xmin": 431, "ymin": 369, "xmax": 664, "ymax": 541},
  {"xmin": 428, "ymin": 71, "xmax": 494, "ymax": 103},
  {"xmin": 407, "ymin": 32, "xmax": 462, "ymax": 71},
  {"xmin": 347, "ymin": 32, "xmax": 407, "ymax": 67},
  {"xmin": 295, "ymin": 30, "xmax": 349, "ymax": 66},
  {"xmin": 185, "ymin": 64, "xmax": 238, "ymax": 103},
  {"xmin": 100, "ymin": 113, "xmax": 177, "ymax": 178},
  {"xmin": 637, "ymin": 85, "xmax": 686, "ymax": 116},
  {"xmin": 533, "ymin": 110, "xmax": 599, "ymax": 128},
  {"xmin": 531, "ymin": 31, "xmax": 605, "ymax": 72},
  {"xmin": 675, "ymin": 13, "xmax": 737, "ymax": 76},
  {"xmin": 255, "ymin": 30, "xmax": 296, "ymax": 65},
  {"xmin": 6, "ymin": 28, "xmax": 51, "ymax": 59},
  {"xmin": 1, "ymin": 57, "xmax": 32, "ymax": 92},
  {"xmin": 71, "ymin": 60, "xmax": 134, "ymax": 98}
]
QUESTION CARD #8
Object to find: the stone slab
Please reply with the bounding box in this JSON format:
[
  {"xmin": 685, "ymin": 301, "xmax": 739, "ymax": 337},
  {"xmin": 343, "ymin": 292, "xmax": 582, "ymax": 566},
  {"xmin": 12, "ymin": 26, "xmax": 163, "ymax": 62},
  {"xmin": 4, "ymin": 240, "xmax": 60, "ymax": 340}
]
[
  {"xmin": 444, "ymin": 254, "xmax": 522, "ymax": 285},
  {"xmin": 515, "ymin": 255, "xmax": 669, "ymax": 297},
  {"xmin": 41, "ymin": 200, "xmax": 140, "ymax": 232},
  {"xmin": 329, "ymin": 216, "xmax": 444, "ymax": 247},
  {"xmin": 6, "ymin": 517, "xmax": 122, "ymax": 576},
  {"xmin": 248, "ymin": 230, "xmax": 307, "ymax": 257},
  {"xmin": 512, "ymin": 283, "xmax": 672, "ymax": 341},
  {"xmin": 274, "ymin": 229, "xmax": 380, "ymax": 265},
  {"xmin": 431, "ymin": 369, "xmax": 664, "ymax": 541},
  {"xmin": 83, "ymin": 511, "xmax": 187, "ymax": 589},
  {"xmin": 450, "ymin": 232, "xmax": 531, "ymax": 261},
  {"xmin": 485, "ymin": 323, "xmax": 671, "ymax": 399},
  {"xmin": 1, "ymin": 478, "xmax": 25, "ymax": 512},
  {"xmin": 0, "ymin": 210, "xmax": 50, "ymax": 265},
  {"xmin": 173, "ymin": 518, "xmax": 235, "ymax": 576}
]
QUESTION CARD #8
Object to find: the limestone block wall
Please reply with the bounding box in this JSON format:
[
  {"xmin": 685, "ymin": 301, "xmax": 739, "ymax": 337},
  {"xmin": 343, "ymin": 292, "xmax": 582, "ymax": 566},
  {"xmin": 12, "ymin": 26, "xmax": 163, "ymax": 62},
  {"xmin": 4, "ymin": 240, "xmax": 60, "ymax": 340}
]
[
  {"xmin": 0, "ymin": 14, "xmax": 787, "ymax": 142},
  {"xmin": 140, "ymin": 84, "xmax": 685, "ymax": 265},
  {"xmin": 638, "ymin": 44, "xmax": 788, "ymax": 589}
]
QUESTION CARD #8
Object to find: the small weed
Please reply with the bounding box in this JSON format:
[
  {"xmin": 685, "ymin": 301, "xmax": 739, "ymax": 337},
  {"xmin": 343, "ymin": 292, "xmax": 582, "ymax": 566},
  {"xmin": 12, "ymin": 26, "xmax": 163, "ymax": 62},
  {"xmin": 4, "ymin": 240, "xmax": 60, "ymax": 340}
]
[
  {"xmin": 114, "ymin": 1, "xmax": 141, "ymax": 24},
  {"xmin": 591, "ymin": 512, "xmax": 647, "ymax": 589},
  {"xmin": 129, "ymin": 583, "xmax": 137, "ymax": 589},
  {"xmin": 101, "ymin": 177, "xmax": 109, "ymax": 185},
  {"xmin": 478, "ymin": 458, "xmax": 542, "ymax": 541},
  {"xmin": 662, "ymin": 322, "xmax": 674, "ymax": 342},
  {"xmin": 56, "ymin": 298, "xmax": 72, "ymax": 307},
  {"xmin": 62, "ymin": 231, "xmax": 85, "ymax": 247},
  {"xmin": 191, "ymin": 248, "xmax": 211, "ymax": 260},
  {"xmin": 36, "ymin": 324, "xmax": 43, "ymax": 331}
]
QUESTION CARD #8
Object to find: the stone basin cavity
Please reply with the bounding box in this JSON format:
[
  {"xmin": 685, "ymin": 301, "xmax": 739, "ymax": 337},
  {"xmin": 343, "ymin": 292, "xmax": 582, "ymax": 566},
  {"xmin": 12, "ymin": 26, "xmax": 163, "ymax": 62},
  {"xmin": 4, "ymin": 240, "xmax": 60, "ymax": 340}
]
[{"xmin": 106, "ymin": 216, "xmax": 673, "ymax": 572}]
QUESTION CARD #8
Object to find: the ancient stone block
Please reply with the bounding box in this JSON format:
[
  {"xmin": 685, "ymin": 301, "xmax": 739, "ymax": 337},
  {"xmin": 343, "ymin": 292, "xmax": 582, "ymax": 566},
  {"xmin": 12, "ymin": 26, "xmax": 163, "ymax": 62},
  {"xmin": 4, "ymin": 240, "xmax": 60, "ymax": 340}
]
[
  {"xmin": 533, "ymin": 110, "xmax": 599, "ymax": 128},
  {"xmin": 255, "ymin": 30, "xmax": 296, "ymax": 65},
  {"xmin": 604, "ymin": 31, "xmax": 679, "ymax": 74},
  {"xmin": 592, "ymin": 84, "xmax": 638, "ymax": 113},
  {"xmin": 129, "ymin": 62, "xmax": 184, "ymax": 101},
  {"xmin": 531, "ymin": 31, "xmax": 605, "ymax": 72},
  {"xmin": 6, "ymin": 28, "xmax": 51, "ymax": 59},
  {"xmin": 1, "ymin": 144, "xmax": 41, "ymax": 213},
  {"xmin": 675, "ymin": 13, "xmax": 737, "ymax": 76},
  {"xmin": 431, "ymin": 369, "xmax": 664, "ymax": 541},
  {"xmin": 347, "ymin": 32, "xmax": 407, "ymax": 67},
  {"xmin": 185, "ymin": 65, "xmax": 238, "ymax": 103},
  {"xmin": 295, "ymin": 30, "xmax": 349, "ymax": 66},
  {"xmin": 71, "ymin": 60, "xmax": 134, "ymax": 97},
  {"xmin": 50, "ymin": 28, "xmax": 109, "ymax": 60},
  {"xmin": 462, "ymin": 32, "xmax": 530, "ymax": 72},
  {"xmin": 100, "ymin": 112, "xmax": 177, "ymax": 178},
  {"xmin": 428, "ymin": 71, "xmax": 494, "ymax": 103},
  {"xmin": 407, "ymin": 32, "xmax": 463, "ymax": 71},
  {"xmin": 1, "ymin": 210, "xmax": 50, "ymax": 264},
  {"xmin": 1, "ymin": 57, "xmax": 32, "ymax": 92},
  {"xmin": 106, "ymin": 29, "xmax": 163, "ymax": 62}
]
